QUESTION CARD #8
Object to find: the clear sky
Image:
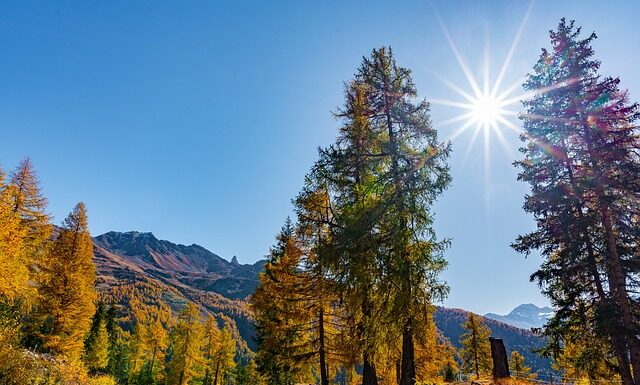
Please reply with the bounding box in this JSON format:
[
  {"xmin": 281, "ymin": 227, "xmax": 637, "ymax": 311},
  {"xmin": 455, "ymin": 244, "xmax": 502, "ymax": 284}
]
[{"xmin": 1, "ymin": 0, "xmax": 639, "ymax": 315}]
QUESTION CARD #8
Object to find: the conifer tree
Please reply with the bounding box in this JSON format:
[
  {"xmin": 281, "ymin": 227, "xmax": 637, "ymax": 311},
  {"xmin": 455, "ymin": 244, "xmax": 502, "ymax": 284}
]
[
  {"xmin": 38, "ymin": 202, "xmax": 96, "ymax": 359},
  {"xmin": 0, "ymin": 167, "xmax": 28, "ymax": 303},
  {"xmin": 514, "ymin": 18, "xmax": 640, "ymax": 385},
  {"xmin": 145, "ymin": 317, "xmax": 169, "ymax": 384},
  {"xmin": 316, "ymin": 47, "xmax": 451, "ymax": 385},
  {"xmin": 10, "ymin": 158, "xmax": 52, "ymax": 274},
  {"xmin": 168, "ymin": 303, "xmax": 204, "ymax": 385},
  {"xmin": 85, "ymin": 302, "xmax": 110, "ymax": 372},
  {"xmin": 86, "ymin": 319, "xmax": 110, "ymax": 372},
  {"xmin": 211, "ymin": 324, "xmax": 236, "ymax": 385},
  {"xmin": 459, "ymin": 314, "xmax": 492, "ymax": 380},
  {"xmin": 252, "ymin": 220, "xmax": 315, "ymax": 385},
  {"xmin": 509, "ymin": 351, "xmax": 534, "ymax": 379}
]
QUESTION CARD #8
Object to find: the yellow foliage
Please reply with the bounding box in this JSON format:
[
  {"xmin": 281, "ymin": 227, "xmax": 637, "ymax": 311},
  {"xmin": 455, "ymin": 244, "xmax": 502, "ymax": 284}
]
[
  {"xmin": 0, "ymin": 180, "xmax": 29, "ymax": 303},
  {"xmin": 38, "ymin": 203, "xmax": 97, "ymax": 360}
]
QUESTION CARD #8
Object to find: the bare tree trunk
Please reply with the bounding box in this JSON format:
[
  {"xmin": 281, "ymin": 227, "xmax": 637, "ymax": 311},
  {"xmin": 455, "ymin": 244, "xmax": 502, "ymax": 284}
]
[
  {"xmin": 400, "ymin": 323, "xmax": 416, "ymax": 385},
  {"xmin": 319, "ymin": 306, "xmax": 329, "ymax": 385},
  {"xmin": 362, "ymin": 297, "xmax": 378, "ymax": 385}
]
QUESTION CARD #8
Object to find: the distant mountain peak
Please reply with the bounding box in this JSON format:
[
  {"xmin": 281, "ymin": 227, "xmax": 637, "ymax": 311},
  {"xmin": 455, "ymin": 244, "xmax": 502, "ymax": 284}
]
[
  {"xmin": 484, "ymin": 303, "xmax": 554, "ymax": 330},
  {"xmin": 231, "ymin": 255, "xmax": 240, "ymax": 266}
]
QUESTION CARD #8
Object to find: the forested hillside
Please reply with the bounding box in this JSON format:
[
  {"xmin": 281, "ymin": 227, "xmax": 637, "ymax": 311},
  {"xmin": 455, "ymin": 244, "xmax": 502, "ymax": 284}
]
[{"xmin": 91, "ymin": 229, "xmax": 551, "ymax": 373}]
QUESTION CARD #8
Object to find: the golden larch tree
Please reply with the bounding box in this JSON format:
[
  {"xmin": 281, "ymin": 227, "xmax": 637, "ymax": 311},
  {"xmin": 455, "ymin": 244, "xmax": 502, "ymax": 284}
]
[{"xmin": 38, "ymin": 202, "xmax": 96, "ymax": 359}]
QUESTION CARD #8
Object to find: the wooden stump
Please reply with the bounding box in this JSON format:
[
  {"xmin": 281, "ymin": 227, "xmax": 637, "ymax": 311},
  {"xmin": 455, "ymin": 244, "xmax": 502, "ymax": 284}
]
[{"xmin": 490, "ymin": 337, "xmax": 510, "ymax": 379}]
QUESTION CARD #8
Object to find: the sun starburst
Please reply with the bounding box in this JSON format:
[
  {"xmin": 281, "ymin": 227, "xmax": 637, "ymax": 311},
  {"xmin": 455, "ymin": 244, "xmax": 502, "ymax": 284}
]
[{"xmin": 431, "ymin": 1, "xmax": 535, "ymax": 176}]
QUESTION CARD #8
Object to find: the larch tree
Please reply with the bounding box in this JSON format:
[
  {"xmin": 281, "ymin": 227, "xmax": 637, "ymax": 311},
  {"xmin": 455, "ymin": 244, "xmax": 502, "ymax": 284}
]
[
  {"xmin": 10, "ymin": 158, "xmax": 52, "ymax": 276},
  {"xmin": 145, "ymin": 317, "xmax": 169, "ymax": 383},
  {"xmin": 202, "ymin": 315, "xmax": 221, "ymax": 385},
  {"xmin": 509, "ymin": 351, "xmax": 535, "ymax": 379},
  {"xmin": 514, "ymin": 18, "xmax": 640, "ymax": 385},
  {"xmin": 168, "ymin": 303, "xmax": 204, "ymax": 385},
  {"xmin": 295, "ymin": 182, "xmax": 342, "ymax": 385},
  {"xmin": 316, "ymin": 79, "xmax": 387, "ymax": 385},
  {"xmin": 460, "ymin": 313, "xmax": 492, "ymax": 380},
  {"xmin": 210, "ymin": 324, "xmax": 236, "ymax": 385},
  {"xmin": 252, "ymin": 219, "xmax": 315, "ymax": 385},
  {"xmin": 38, "ymin": 202, "xmax": 96, "ymax": 360},
  {"xmin": 346, "ymin": 47, "xmax": 451, "ymax": 385},
  {"xmin": 0, "ymin": 167, "xmax": 28, "ymax": 303}
]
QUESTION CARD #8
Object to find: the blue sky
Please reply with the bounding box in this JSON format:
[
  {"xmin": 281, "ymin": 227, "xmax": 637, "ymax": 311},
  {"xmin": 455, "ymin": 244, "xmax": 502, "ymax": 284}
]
[{"xmin": 1, "ymin": 0, "xmax": 639, "ymax": 315}]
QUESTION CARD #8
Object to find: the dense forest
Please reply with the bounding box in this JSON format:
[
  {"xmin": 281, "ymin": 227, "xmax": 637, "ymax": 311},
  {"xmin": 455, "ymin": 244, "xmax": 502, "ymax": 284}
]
[{"xmin": 1, "ymin": 17, "xmax": 640, "ymax": 385}]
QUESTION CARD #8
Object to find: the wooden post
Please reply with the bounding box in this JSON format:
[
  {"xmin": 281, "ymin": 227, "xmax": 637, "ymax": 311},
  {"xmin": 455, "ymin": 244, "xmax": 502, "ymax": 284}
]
[{"xmin": 490, "ymin": 337, "xmax": 510, "ymax": 379}]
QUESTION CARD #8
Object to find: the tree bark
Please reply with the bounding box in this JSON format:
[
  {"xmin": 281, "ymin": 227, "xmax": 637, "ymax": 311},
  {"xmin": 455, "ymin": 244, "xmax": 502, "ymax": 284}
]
[
  {"xmin": 362, "ymin": 297, "xmax": 378, "ymax": 385},
  {"xmin": 400, "ymin": 323, "xmax": 416, "ymax": 385},
  {"xmin": 319, "ymin": 306, "xmax": 329, "ymax": 385}
]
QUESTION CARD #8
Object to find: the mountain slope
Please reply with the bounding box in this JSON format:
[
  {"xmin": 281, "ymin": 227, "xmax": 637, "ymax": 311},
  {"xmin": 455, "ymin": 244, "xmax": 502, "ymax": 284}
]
[
  {"xmin": 435, "ymin": 307, "xmax": 551, "ymax": 373},
  {"xmin": 484, "ymin": 303, "xmax": 554, "ymax": 330},
  {"xmin": 92, "ymin": 230, "xmax": 551, "ymax": 372}
]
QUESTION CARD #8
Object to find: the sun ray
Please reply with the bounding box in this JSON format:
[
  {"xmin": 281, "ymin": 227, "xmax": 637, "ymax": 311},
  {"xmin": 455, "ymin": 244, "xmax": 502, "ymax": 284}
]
[
  {"xmin": 431, "ymin": 72, "xmax": 478, "ymax": 104},
  {"xmin": 431, "ymin": 99, "xmax": 476, "ymax": 110},
  {"xmin": 491, "ymin": 0, "xmax": 534, "ymax": 98},
  {"xmin": 437, "ymin": 15, "xmax": 483, "ymax": 98},
  {"xmin": 431, "ymin": 1, "xmax": 537, "ymax": 177},
  {"xmin": 462, "ymin": 124, "xmax": 484, "ymax": 166},
  {"xmin": 445, "ymin": 117, "xmax": 478, "ymax": 142},
  {"xmin": 440, "ymin": 111, "xmax": 476, "ymax": 127}
]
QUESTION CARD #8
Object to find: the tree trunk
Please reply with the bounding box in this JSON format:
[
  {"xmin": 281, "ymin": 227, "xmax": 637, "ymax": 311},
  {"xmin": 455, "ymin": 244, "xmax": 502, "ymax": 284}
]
[
  {"xmin": 213, "ymin": 356, "xmax": 221, "ymax": 385},
  {"xmin": 319, "ymin": 306, "xmax": 329, "ymax": 385},
  {"xmin": 600, "ymin": 203, "xmax": 640, "ymax": 385},
  {"xmin": 363, "ymin": 351, "xmax": 378, "ymax": 385},
  {"xmin": 562, "ymin": 137, "xmax": 636, "ymax": 385},
  {"xmin": 362, "ymin": 296, "xmax": 378, "ymax": 385},
  {"xmin": 400, "ymin": 323, "xmax": 416, "ymax": 385},
  {"xmin": 148, "ymin": 346, "xmax": 157, "ymax": 384},
  {"xmin": 582, "ymin": 120, "xmax": 640, "ymax": 385}
]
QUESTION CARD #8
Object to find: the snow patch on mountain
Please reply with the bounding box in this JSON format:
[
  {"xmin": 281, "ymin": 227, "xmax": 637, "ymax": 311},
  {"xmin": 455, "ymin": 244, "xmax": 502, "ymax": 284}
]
[{"xmin": 484, "ymin": 303, "xmax": 554, "ymax": 330}]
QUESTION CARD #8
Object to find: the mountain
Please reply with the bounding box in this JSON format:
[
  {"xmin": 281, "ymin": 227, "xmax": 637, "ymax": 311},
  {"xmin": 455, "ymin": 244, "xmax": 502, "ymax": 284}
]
[
  {"xmin": 484, "ymin": 303, "xmax": 554, "ymax": 330},
  {"xmin": 435, "ymin": 307, "xmax": 551, "ymax": 373},
  {"xmin": 92, "ymin": 230, "xmax": 551, "ymax": 372}
]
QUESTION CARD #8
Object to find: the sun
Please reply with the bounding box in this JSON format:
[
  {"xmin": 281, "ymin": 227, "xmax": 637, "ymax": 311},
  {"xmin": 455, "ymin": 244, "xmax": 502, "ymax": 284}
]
[
  {"xmin": 430, "ymin": 1, "xmax": 535, "ymax": 170},
  {"xmin": 471, "ymin": 94, "xmax": 503, "ymax": 128}
]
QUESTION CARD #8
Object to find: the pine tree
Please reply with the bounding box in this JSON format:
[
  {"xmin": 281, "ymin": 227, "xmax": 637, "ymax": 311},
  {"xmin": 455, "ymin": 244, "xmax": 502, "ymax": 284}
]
[
  {"xmin": 514, "ymin": 18, "xmax": 640, "ymax": 385},
  {"xmin": 459, "ymin": 314, "xmax": 492, "ymax": 380},
  {"xmin": 167, "ymin": 303, "xmax": 204, "ymax": 385},
  {"xmin": 38, "ymin": 202, "xmax": 96, "ymax": 359}
]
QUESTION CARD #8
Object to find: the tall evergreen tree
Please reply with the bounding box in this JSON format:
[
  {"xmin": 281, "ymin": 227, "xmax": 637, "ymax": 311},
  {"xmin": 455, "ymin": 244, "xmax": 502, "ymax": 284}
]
[
  {"xmin": 514, "ymin": 18, "xmax": 640, "ymax": 385},
  {"xmin": 85, "ymin": 302, "xmax": 110, "ymax": 372},
  {"xmin": 38, "ymin": 202, "xmax": 96, "ymax": 359},
  {"xmin": 459, "ymin": 314, "xmax": 492, "ymax": 380}
]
